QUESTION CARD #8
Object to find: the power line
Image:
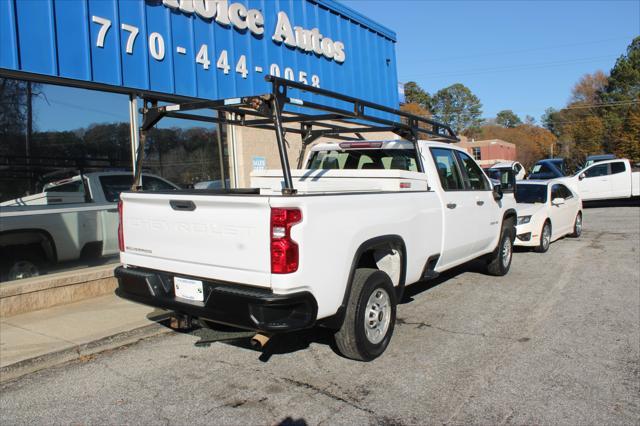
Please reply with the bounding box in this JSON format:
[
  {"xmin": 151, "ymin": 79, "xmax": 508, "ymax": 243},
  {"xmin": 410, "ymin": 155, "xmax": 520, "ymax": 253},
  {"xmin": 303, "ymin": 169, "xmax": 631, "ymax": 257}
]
[
  {"xmin": 403, "ymin": 55, "xmax": 618, "ymax": 79},
  {"xmin": 412, "ymin": 35, "xmax": 635, "ymax": 63}
]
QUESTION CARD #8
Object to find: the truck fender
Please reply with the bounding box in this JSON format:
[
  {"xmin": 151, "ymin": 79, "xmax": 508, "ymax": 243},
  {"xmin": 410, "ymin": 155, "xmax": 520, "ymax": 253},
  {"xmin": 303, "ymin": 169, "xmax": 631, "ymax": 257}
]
[{"xmin": 320, "ymin": 235, "xmax": 407, "ymax": 330}]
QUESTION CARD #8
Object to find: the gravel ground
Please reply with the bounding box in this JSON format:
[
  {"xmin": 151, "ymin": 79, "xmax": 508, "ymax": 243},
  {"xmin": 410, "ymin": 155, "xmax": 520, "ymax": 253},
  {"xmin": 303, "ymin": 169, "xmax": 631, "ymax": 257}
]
[{"xmin": 1, "ymin": 204, "xmax": 639, "ymax": 425}]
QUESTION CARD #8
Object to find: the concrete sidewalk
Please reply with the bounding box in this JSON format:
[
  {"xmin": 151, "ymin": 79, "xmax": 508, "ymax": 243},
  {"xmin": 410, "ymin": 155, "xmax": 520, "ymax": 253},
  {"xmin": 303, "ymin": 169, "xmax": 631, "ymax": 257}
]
[{"xmin": 0, "ymin": 293, "xmax": 170, "ymax": 382}]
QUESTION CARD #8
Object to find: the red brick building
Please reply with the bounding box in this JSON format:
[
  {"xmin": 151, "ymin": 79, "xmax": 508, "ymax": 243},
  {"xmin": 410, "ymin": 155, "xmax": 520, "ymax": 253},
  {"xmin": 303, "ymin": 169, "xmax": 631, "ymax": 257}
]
[{"xmin": 456, "ymin": 138, "xmax": 516, "ymax": 167}]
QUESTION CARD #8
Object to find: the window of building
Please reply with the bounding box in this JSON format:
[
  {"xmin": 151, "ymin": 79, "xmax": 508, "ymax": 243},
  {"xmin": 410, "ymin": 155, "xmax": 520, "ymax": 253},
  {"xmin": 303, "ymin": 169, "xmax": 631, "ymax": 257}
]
[{"xmin": 472, "ymin": 147, "xmax": 482, "ymax": 161}]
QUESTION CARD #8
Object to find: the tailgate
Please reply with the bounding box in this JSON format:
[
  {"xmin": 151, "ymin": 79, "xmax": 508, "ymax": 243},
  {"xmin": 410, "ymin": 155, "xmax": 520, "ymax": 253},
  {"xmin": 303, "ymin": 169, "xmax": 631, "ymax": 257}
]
[{"xmin": 120, "ymin": 192, "xmax": 272, "ymax": 288}]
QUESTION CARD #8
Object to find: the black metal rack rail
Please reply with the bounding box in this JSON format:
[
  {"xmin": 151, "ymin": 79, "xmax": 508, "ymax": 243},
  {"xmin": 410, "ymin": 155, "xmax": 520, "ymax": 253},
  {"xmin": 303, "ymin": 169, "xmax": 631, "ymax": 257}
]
[{"xmin": 137, "ymin": 76, "xmax": 458, "ymax": 195}]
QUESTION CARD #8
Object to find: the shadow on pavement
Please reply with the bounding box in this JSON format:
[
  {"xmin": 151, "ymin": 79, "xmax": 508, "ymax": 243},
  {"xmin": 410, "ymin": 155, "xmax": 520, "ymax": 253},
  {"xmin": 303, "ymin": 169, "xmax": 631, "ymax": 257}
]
[
  {"xmin": 583, "ymin": 198, "xmax": 640, "ymax": 209},
  {"xmin": 151, "ymin": 259, "xmax": 493, "ymax": 362}
]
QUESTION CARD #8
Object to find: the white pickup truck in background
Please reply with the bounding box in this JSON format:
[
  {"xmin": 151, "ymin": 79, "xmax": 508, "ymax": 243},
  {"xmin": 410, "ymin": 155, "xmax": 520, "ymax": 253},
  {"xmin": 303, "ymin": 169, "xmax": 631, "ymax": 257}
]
[
  {"xmin": 569, "ymin": 158, "xmax": 640, "ymax": 201},
  {"xmin": 0, "ymin": 172, "xmax": 177, "ymax": 281},
  {"xmin": 116, "ymin": 139, "xmax": 517, "ymax": 361}
]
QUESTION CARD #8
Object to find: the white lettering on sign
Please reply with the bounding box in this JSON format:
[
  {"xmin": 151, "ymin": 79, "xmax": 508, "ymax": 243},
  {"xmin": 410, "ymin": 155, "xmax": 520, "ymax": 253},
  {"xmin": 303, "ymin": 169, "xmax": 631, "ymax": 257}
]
[
  {"xmin": 90, "ymin": 16, "xmax": 321, "ymax": 88},
  {"xmin": 161, "ymin": 0, "xmax": 345, "ymax": 63}
]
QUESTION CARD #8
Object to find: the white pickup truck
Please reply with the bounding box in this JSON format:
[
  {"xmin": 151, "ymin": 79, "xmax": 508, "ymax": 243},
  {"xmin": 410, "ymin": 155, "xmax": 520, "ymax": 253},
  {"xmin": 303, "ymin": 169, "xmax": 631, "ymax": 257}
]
[
  {"xmin": 115, "ymin": 139, "xmax": 517, "ymax": 360},
  {"xmin": 0, "ymin": 172, "xmax": 177, "ymax": 281},
  {"xmin": 570, "ymin": 158, "xmax": 640, "ymax": 201}
]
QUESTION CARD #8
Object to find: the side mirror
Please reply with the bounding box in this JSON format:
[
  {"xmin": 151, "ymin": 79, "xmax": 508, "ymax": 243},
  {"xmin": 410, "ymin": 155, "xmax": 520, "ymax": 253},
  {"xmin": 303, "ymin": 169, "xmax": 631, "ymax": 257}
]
[
  {"xmin": 493, "ymin": 184, "xmax": 503, "ymax": 201},
  {"xmin": 578, "ymin": 173, "xmax": 586, "ymax": 181},
  {"xmin": 552, "ymin": 197, "xmax": 565, "ymax": 206}
]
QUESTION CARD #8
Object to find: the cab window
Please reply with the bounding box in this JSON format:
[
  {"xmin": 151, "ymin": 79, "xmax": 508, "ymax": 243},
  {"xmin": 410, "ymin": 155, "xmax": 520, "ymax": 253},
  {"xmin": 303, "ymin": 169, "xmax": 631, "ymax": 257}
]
[
  {"xmin": 456, "ymin": 151, "xmax": 491, "ymax": 190},
  {"xmin": 307, "ymin": 149, "xmax": 418, "ymax": 171},
  {"xmin": 430, "ymin": 148, "xmax": 464, "ymax": 191},
  {"xmin": 611, "ymin": 162, "xmax": 626, "ymax": 175},
  {"xmin": 584, "ymin": 164, "xmax": 609, "ymax": 178}
]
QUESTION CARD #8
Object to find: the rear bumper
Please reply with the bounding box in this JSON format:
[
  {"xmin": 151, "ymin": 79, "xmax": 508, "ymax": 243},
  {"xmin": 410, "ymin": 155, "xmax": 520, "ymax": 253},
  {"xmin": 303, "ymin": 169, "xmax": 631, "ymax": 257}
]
[{"xmin": 114, "ymin": 266, "xmax": 317, "ymax": 333}]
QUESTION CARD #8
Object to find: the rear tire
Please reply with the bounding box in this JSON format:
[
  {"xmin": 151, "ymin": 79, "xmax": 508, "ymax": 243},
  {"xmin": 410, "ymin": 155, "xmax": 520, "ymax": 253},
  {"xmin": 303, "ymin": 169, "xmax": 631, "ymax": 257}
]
[
  {"xmin": 569, "ymin": 212, "xmax": 582, "ymax": 238},
  {"xmin": 486, "ymin": 220, "xmax": 514, "ymax": 276},
  {"xmin": 334, "ymin": 268, "xmax": 397, "ymax": 361},
  {"xmin": 534, "ymin": 221, "xmax": 551, "ymax": 253}
]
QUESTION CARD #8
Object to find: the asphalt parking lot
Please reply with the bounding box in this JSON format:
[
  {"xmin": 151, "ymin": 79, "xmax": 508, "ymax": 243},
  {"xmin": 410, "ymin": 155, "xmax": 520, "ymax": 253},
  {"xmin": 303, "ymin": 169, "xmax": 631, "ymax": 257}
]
[{"xmin": 1, "ymin": 204, "xmax": 639, "ymax": 425}]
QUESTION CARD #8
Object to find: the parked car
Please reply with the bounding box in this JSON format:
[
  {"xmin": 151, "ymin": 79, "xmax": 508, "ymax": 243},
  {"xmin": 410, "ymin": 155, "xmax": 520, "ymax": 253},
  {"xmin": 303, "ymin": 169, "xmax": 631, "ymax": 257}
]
[
  {"xmin": 514, "ymin": 179, "xmax": 583, "ymax": 253},
  {"xmin": 0, "ymin": 172, "xmax": 179, "ymax": 281},
  {"xmin": 582, "ymin": 154, "xmax": 616, "ymax": 169},
  {"xmin": 489, "ymin": 161, "xmax": 526, "ymax": 180},
  {"xmin": 528, "ymin": 158, "xmax": 567, "ymax": 180},
  {"xmin": 115, "ymin": 139, "xmax": 517, "ymax": 361},
  {"xmin": 568, "ymin": 158, "xmax": 640, "ymax": 201}
]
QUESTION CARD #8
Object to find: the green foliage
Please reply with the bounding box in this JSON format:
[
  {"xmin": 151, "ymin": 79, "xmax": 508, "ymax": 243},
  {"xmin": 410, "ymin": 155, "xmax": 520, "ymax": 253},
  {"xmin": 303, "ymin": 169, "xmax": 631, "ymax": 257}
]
[
  {"xmin": 431, "ymin": 83, "xmax": 483, "ymax": 133},
  {"xmin": 543, "ymin": 36, "xmax": 640, "ymax": 163},
  {"xmin": 496, "ymin": 110, "xmax": 522, "ymax": 128},
  {"xmin": 403, "ymin": 81, "xmax": 432, "ymax": 111}
]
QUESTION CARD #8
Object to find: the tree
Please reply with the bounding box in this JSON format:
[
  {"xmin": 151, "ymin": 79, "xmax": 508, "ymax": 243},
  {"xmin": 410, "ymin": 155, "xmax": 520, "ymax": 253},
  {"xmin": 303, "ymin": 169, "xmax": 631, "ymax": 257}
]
[
  {"xmin": 403, "ymin": 81, "xmax": 431, "ymax": 111},
  {"xmin": 475, "ymin": 124, "xmax": 556, "ymax": 169},
  {"xmin": 570, "ymin": 71, "xmax": 608, "ymax": 105},
  {"xmin": 495, "ymin": 110, "xmax": 522, "ymax": 128},
  {"xmin": 431, "ymin": 83, "xmax": 483, "ymax": 133}
]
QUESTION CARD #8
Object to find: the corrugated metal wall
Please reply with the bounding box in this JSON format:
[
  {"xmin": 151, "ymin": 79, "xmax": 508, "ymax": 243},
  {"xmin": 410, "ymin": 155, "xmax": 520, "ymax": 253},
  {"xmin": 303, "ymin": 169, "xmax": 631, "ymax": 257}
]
[{"xmin": 0, "ymin": 0, "xmax": 399, "ymax": 111}]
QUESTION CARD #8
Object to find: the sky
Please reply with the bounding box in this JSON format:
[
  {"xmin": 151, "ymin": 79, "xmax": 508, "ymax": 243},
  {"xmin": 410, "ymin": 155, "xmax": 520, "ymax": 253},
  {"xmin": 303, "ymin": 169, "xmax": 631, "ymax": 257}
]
[
  {"xmin": 342, "ymin": 0, "xmax": 639, "ymax": 121},
  {"xmin": 34, "ymin": 0, "xmax": 639, "ymax": 131}
]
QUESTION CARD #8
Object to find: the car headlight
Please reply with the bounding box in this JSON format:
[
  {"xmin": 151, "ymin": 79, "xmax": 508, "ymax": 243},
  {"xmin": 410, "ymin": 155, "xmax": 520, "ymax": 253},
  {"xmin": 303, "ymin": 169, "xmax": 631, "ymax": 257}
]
[{"xmin": 517, "ymin": 215, "xmax": 531, "ymax": 225}]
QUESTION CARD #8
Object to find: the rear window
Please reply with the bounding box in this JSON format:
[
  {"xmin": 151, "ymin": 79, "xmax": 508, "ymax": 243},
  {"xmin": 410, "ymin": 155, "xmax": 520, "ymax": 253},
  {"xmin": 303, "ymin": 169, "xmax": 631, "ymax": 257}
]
[
  {"xmin": 100, "ymin": 175, "xmax": 177, "ymax": 202},
  {"xmin": 307, "ymin": 149, "xmax": 419, "ymax": 172},
  {"xmin": 516, "ymin": 184, "xmax": 548, "ymax": 204}
]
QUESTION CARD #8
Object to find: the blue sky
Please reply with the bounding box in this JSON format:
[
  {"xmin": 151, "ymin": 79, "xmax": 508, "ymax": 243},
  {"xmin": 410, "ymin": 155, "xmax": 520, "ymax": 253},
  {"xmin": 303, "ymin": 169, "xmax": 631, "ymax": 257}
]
[
  {"xmin": 35, "ymin": 0, "xmax": 639, "ymax": 130},
  {"xmin": 342, "ymin": 0, "xmax": 639, "ymax": 121}
]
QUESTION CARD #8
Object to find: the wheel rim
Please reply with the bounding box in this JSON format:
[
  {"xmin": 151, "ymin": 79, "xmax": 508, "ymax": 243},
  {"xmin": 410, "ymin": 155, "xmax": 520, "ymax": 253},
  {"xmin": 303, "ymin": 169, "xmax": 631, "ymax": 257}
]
[
  {"xmin": 542, "ymin": 224, "xmax": 551, "ymax": 250},
  {"xmin": 8, "ymin": 261, "xmax": 39, "ymax": 280},
  {"xmin": 501, "ymin": 236, "xmax": 512, "ymax": 268},
  {"xmin": 575, "ymin": 215, "xmax": 582, "ymax": 235},
  {"xmin": 364, "ymin": 288, "xmax": 391, "ymax": 344}
]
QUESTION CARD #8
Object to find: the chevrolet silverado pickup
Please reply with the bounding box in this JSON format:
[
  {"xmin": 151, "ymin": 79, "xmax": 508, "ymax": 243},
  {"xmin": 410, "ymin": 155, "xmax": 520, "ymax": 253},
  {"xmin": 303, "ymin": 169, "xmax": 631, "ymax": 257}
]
[
  {"xmin": 115, "ymin": 139, "xmax": 517, "ymax": 361},
  {"xmin": 569, "ymin": 158, "xmax": 640, "ymax": 201}
]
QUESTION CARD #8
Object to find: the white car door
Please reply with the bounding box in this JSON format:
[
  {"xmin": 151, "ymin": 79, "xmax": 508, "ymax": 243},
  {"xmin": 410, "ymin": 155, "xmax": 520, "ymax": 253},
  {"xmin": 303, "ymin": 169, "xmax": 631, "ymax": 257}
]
[
  {"xmin": 577, "ymin": 163, "xmax": 611, "ymax": 200},
  {"xmin": 549, "ymin": 184, "xmax": 571, "ymax": 237},
  {"xmin": 609, "ymin": 161, "xmax": 630, "ymax": 198},
  {"xmin": 455, "ymin": 150, "xmax": 497, "ymax": 253},
  {"xmin": 430, "ymin": 148, "xmax": 479, "ymax": 266}
]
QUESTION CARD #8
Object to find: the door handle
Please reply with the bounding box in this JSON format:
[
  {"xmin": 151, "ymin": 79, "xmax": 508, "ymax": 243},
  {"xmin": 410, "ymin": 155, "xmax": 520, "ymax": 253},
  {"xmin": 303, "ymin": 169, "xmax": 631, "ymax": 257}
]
[
  {"xmin": 446, "ymin": 203, "xmax": 457, "ymax": 209},
  {"xmin": 170, "ymin": 200, "xmax": 196, "ymax": 211},
  {"xmin": 476, "ymin": 200, "xmax": 484, "ymax": 206}
]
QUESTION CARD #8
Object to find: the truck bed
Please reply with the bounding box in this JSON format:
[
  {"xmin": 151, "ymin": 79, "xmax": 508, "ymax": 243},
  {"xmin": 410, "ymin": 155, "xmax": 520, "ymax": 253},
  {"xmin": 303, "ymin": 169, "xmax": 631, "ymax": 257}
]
[{"xmin": 251, "ymin": 169, "xmax": 429, "ymax": 194}]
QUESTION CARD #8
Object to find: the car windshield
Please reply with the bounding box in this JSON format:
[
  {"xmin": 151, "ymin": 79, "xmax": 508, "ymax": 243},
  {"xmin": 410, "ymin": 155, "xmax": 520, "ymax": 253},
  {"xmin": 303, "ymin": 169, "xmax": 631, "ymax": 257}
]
[
  {"xmin": 515, "ymin": 184, "xmax": 548, "ymax": 204},
  {"xmin": 485, "ymin": 169, "xmax": 502, "ymax": 180}
]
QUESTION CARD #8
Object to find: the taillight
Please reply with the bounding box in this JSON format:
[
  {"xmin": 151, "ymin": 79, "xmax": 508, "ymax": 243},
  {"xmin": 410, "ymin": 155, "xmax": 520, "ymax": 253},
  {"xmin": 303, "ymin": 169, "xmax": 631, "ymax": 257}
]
[
  {"xmin": 117, "ymin": 200, "xmax": 125, "ymax": 252},
  {"xmin": 270, "ymin": 208, "xmax": 302, "ymax": 274}
]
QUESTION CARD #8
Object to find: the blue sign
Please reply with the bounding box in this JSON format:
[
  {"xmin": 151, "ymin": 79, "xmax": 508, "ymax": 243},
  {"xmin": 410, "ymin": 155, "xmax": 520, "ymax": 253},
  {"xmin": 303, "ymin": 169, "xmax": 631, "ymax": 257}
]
[
  {"xmin": 1, "ymin": 0, "xmax": 399, "ymax": 111},
  {"xmin": 252, "ymin": 156, "xmax": 266, "ymax": 171}
]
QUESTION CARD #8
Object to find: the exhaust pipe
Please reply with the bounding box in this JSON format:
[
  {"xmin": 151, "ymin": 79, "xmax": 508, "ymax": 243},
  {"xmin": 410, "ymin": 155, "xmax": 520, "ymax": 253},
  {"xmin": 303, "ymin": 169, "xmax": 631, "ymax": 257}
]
[
  {"xmin": 250, "ymin": 333, "xmax": 271, "ymax": 349},
  {"xmin": 169, "ymin": 314, "xmax": 193, "ymax": 330}
]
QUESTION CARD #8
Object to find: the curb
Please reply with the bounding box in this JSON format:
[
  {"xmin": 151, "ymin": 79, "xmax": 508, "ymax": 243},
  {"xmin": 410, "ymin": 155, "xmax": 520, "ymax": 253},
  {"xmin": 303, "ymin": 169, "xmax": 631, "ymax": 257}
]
[{"xmin": 0, "ymin": 319, "xmax": 172, "ymax": 384}]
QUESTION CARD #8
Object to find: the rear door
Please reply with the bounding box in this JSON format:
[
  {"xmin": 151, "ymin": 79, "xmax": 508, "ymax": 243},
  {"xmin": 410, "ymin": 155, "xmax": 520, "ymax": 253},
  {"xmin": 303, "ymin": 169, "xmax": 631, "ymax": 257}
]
[
  {"xmin": 430, "ymin": 148, "xmax": 478, "ymax": 266},
  {"xmin": 120, "ymin": 192, "xmax": 272, "ymax": 288},
  {"xmin": 609, "ymin": 161, "xmax": 630, "ymax": 198}
]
